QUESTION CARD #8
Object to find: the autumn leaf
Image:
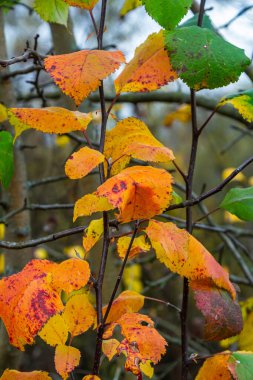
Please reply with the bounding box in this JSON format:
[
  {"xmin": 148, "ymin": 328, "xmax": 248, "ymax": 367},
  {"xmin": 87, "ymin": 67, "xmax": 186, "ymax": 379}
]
[
  {"xmin": 145, "ymin": 220, "xmax": 243, "ymax": 340},
  {"xmin": 74, "ymin": 166, "xmax": 173, "ymax": 223},
  {"xmin": 63, "ymin": 0, "xmax": 99, "ymax": 9},
  {"xmin": 104, "ymin": 117, "xmax": 175, "ymax": 175},
  {"xmin": 82, "ymin": 376, "xmax": 101, "ymax": 380},
  {"xmin": 62, "ymin": 293, "xmax": 96, "ymax": 337},
  {"xmin": 83, "ymin": 218, "xmax": 104, "ymax": 253},
  {"xmin": 38, "ymin": 314, "xmax": 68, "ymax": 347},
  {"xmin": 0, "ymin": 370, "xmax": 52, "ymax": 380},
  {"xmin": 0, "ymin": 103, "xmax": 8, "ymax": 122},
  {"xmin": 51, "ymin": 258, "xmax": 91, "ymax": 294},
  {"xmin": 54, "ymin": 344, "xmax": 81, "ymax": 380},
  {"xmin": 102, "ymin": 339, "xmax": 120, "ymax": 361},
  {"xmin": 219, "ymin": 89, "xmax": 253, "ymax": 123},
  {"xmin": 196, "ymin": 351, "xmax": 253, "ymax": 380},
  {"xmin": 104, "ymin": 313, "xmax": 167, "ymax": 376},
  {"xmin": 103, "ymin": 290, "xmax": 144, "ymax": 323},
  {"xmin": 65, "ymin": 147, "xmax": 104, "ymax": 179},
  {"xmin": 120, "ymin": 0, "xmax": 142, "ymax": 16},
  {"xmin": 8, "ymin": 107, "xmax": 92, "ymax": 140},
  {"xmin": 114, "ymin": 31, "xmax": 177, "ymax": 94},
  {"xmin": 123, "ymin": 264, "xmax": 143, "ymax": 293},
  {"xmin": 117, "ymin": 235, "xmax": 150, "ymax": 260},
  {"xmin": 45, "ymin": 50, "xmax": 125, "ymax": 105},
  {"xmin": 164, "ymin": 104, "xmax": 191, "ymax": 127}
]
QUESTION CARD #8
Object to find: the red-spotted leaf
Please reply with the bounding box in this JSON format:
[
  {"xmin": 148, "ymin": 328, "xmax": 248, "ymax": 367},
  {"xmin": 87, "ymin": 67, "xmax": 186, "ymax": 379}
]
[
  {"xmin": 65, "ymin": 147, "xmax": 104, "ymax": 179},
  {"xmin": 54, "ymin": 345, "xmax": 81, "ymax": 380},
  {"xmin": 45, "ymin": 50, "xmax": 125, "ymax": 105}
]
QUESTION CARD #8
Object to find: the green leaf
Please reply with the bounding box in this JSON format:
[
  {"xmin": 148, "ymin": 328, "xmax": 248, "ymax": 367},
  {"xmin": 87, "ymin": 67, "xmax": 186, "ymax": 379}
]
[
  {"xmin": 180, "ymin": 14, "xmax": 215, "ymax": 31},
  {"xmin": 0, "ymin": 131, "xmax": 14, "ymax": 189},
  {"xmin": 165, "ymin": 26, "xmax": 251, "ymax": 90},
  {"xmin": 229, "ymin": 352, "xmax": 253, "ymax": 380},
  {"xmin": 34, "ymin": 0, "xmax": 69, "ymax": 26},
  {"xmin": 219, "ymin": 89, "xmax": 253, "ymax": 123},
  {"xmin": 171, "ymin": 191, "xmax": 183, "ymax": 205},
  {"xmin": 220, "ymin": 187, "xmax": 253, "ymax": 222},
  {"xmin": 0, "ymin": 0, "xmax": 20, "ymax": 11},
  {"xmin": 142, "ymin": 0, "xmax": 193, "ymax": 30}
]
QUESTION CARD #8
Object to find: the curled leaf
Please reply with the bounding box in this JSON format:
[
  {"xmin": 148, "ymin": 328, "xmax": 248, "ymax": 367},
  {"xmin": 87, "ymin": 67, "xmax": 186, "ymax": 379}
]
[
  {"xmin": 65, "ymin": 147, "xmax": 104, "ymax": 179},
  {"xmin": 45, "ymin": 50, "xmax": 125, "ymax": 105},
  {"xmin": 115, "ymin": 31, "xmax": 177, "ymax": 94}
]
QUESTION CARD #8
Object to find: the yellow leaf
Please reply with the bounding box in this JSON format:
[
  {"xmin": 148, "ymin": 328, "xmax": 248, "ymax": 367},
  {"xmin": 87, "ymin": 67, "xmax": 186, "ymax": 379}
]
[
  {"xmin": 219, "ymin": 91, "xmax": 253, "ymax": 123},
  {"xmin": 83, "ymin": 218, "xmax": 103, "ymax": 253},
  {"xmin": 34, "ymin": 248, "xmax": 48, "ymax": 259},
  {"xmin": 117, "ymin": 235, "xmax": 150, "ymax": 260},
  {"xmin": 114, "ymin": 30, "xmax": 177, "ymax": 94},
  {"xmin": 224, "ymin": 211, "xmax": 243, "ymax": 224},
  {"xmin": 54, "ymin": 345, "xmax": 81, "ymax": 380},
  {"xmin": 82, "ymin": 376, "xmax": 101, "ymax": 380},
  {"xmin": 104, "ymin": 117, "xmax": 174, "ymax": 175},
  {"xmin": 140, "ymin": 360, "xmax": 154, "ymax": 378},
  {"xmin": 0, "ymin": 254, "xmax": 5, "ymax": 274},
  {"xmin": 0, "ymin": 104, "xmax": 8, "ymax": 123},
  {"xmin": 8, "ymin": 107, "xmax": 92, "ymax": 140},
  {"xmin": 62, "ymin": 293, "xmax": 96, "ymax": 337},
  {"xmin": 65, "ymin": 146, "xmax": 104, "ymax": 179},
  {"xmin": 63, "ymin": 0, "xmax": 99, "ymax": 9},
  {"xmin": 55, "ymin": 135, "xmax": 70, "ymax": 147},
  {"xmin": 164, "ymin": 104, "xmax": 191, "ymax": 127},
  {"xmin": 102, "ymin": 339, "xmax": 120, "ymax": 361},
  {"xmin": 103, "ymin": 290, "xmax": 144, "ymax": 324},
  {"xmin": 38, "ymin": 314, "xmax": 68, "ymax": 346},
  {"xmin": 74, "ymin": 194, "xmax": 114, "ymax": 221},
  {"xmin": 249, "ymin": 176, "xmax": 253, "ymax": 186},
  {"xmin": 0, "ymin": 369, "xmax": 51, "ymax": 379},
  {"xmin": 123, "ymin": 264, "xmax": 143, "ymax": 293},
  {"xmin": 222, "ymin": 167, "xmax": 246, "ymax": 183},
  {"xmin": 120, "ymin": 0, "xmax": 142, "ymax": 16},
  {"xmin": 64, "ymin": 245, "xmax": 85, "ymax": 259},
  {"xmin": 45, "ymin": 50, "xmax": 125, "ymax": 106},
  {"xmin": 0, "ymin": 223, "xmax": 5, "ymax": 239}
]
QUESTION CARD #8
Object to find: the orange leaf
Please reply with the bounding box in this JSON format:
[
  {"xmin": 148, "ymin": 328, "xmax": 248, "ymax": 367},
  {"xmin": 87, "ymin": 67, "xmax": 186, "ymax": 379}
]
[
  {"xmin": 65, "ymin": 147, "xmax": 104, "ymax": 179},
  {"xmin": 117, "ymin": 235, "xmax": 150, "ymax": 260},
  {"xmin": 51, "ymin": 258, "xmax": 90, "ymax": 294},
  {"xmin": 83, "ymin": 218, "xmax": 104, "ymax": 253},
  {"xmin": 114, "ymin": 30, "xmax": 177, "ymax": 94},
  {"xmin": 103, "ymin": 290, "xmax": 144, "ymax": 323},
  {"xmin": 82, "ymin": 376, "xmax": 101, "ymax": 380},
  {"xmin": 74, "ymin": 194, "xmax": 114, "ymax": 221},
  {"xmin": 62, "ymin": 293, "xmax": 96, "ymax": 337},
  {"xmin": 54, "ymin": 345, "xmax": 81, "ymax": 380},
  {"xmin": 38, "ymin": 314, "xmax": 68, "ymax": 347},
  {"xmin": 145, "ymin": 220, "xmax": 236, "ymax": 299},
  {"xmin": 0, "ymin": 370, "xmax": 51, "ymax": 379},
  {"xmin": 146, "ymin": 220, "xmax": 243, "ymax": 340},
  {"xmin": 195, "ymin": 353, "xmax": 231, "ymax": 380},
  {"xmin": 94, "ymin": 166, "xmax": 173, "ymax": 223},
  {"xmin": 63, "ymin": 0, "xmax": 99, "ymax": 9},
  {"xmin": 192, "ymin": 280, "xmax": 243, "ymax": 341},
  {"xmin": 45, "ymin": 50, "xmax": 125, "ymax": 105},
  {"xmin": 8, "ymin": 107, "xmax": 92, "ymax": 140},
  {"xmin": 104, "ymin": 117, "xmax": 174, "ymax": 175},
  {"xmin": 102, "ymin": 338, "xmax": 120, "ymax": 361},
  {"xmin": 0, "ymin": 260, "xmax": 61, "ymax": 350}
]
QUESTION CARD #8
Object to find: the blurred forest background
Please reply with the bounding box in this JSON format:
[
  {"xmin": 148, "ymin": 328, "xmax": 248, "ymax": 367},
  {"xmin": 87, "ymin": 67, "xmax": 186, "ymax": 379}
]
[{"xmin": 0, "ymin": 0, "xmax": 253, "ymax": 379}]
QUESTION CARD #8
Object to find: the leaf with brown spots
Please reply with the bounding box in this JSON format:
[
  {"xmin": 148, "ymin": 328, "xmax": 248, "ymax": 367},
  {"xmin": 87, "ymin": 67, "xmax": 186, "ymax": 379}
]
[
  {"xmin": 8, "ymin": 107, "xmax": 92, "ymax": 140},
  {"xmin": 38, "ymin": 314, "xmax": 68, "ymax": 347},
  {"xmin": 117, "ymin": 235, "xmax": 151, "ymax": 260},
  {"xmin": 63, "ymin": 0, "xmax": 99, "ymax": 9},
  {"xmin": 104, "ymin": 313, "xmax": 167, "ymax": 377},
  {"xmin": 54, "ymin": 345, "xmax": 81, "ymax": 380},
  {"xmin": 145, "ymin": 220, "xmax": 243, "ymax": 340},
  {"xmin": 103, "ymin": 290, "xmax": 144, "ymax": 324},
  {"xmin": 62, "ymin": 293, "xmax": 96, "ymax": 337},
  {"xmin": 51, "ymin": 258, "xmax": 90, "ymax": 294},
  {"xmin": 45, "ymin": 50, "xmax": 125, "ymax": 105},
  {"xmin": 65, "ymin": 147, "xmax": 104, "ymax": 179},
  {"xmin": 74, "ymin": 166, "xmax": 173, "ymax": 223},
  {"xmin": 102, "ymin": 339, "xmax": 120, "ymax": 361},
  {"xmin": 74, "ymin": 194, "xmax": 114, "ymax": 221},
  {"xmin": 0, "ymin": 370, "xmax": 52, "ymax": 379},
  {"xmin": 104, "ymin": 117, "xmax": 175, "ymax": 175},
  {"xmin": 114, "ymin": 31, "xmax": 177, "ymax": 94},
  {"xmin": 83, "ymin": 218, "xmax": 104, "ymax": 253}
]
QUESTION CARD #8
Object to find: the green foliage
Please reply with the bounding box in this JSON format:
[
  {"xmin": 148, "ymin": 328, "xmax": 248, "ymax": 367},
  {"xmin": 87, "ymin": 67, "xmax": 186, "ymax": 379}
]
[
  {"xmin": 220, "ymin": 187, "xmax": 253, "ymax": 221},
  {"xmin": 165, "ymin": 26, "xmax": 250, "ymax": 90},
  {"xmin": 142, "ymin": 0, "xmax": 192, "ymax": 30},
  {"xmin": 0, "ymin": 131, "xmax": 14, "ymax": 189},
  {"xmin": 180, "ymin": 14, "xmax": 215, "ymax": 30},
  {"xmin": 230, "ymin": 352, "xmax": 253, "ymax": 380},
  {"xmin": 34, "ymin": 0, "xmax": 69, "ymax": 26}
]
